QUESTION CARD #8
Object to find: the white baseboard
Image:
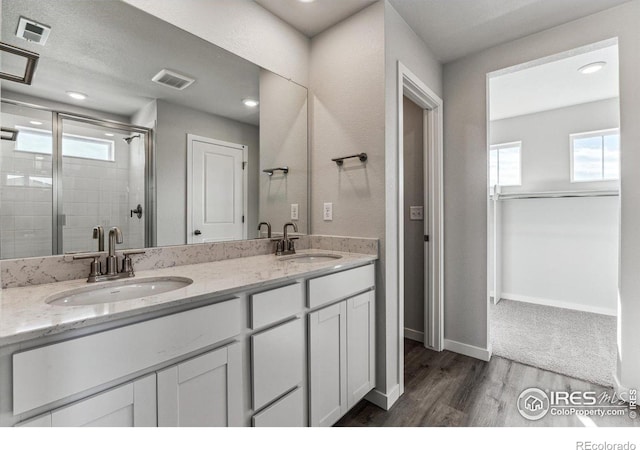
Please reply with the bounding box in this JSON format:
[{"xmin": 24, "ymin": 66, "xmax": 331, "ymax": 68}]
[
  {"xmin": 444, "ymin": 339, "xmax": 491, "ymax": 362},
  {"xmin": 404, "ymin": 327, "xmax": 424, "ymax": 343},
  {"xmin": 365, "ymin": 385, "xmax": 400, "ymax": 411},
  {"xmin": 500, "ymin": 292, "xmax": 616, "ymax": 317}
]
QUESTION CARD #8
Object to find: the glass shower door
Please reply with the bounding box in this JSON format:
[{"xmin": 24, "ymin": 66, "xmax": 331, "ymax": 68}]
[{"xmin": 59, "ymin": 117, "xmax": 146, "ymax": 254}]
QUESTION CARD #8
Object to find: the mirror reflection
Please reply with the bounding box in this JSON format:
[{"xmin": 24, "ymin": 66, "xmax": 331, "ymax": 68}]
[{"xmin": 0, "ymin": 0, "xmax": 308, "ymax": 259}]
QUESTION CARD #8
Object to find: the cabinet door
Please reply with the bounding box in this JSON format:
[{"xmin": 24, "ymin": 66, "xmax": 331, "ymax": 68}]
[
  {"xmin": 309, "ymin": 301, "xmax": 347, "ymax": 427},
  {"xmin": 252, "ymin": 318, "xmax": 304, "ymax": 411},
  {"xmin": 157, "ymin": 342, "xmax": 242, "ymax": 427},
  {"xmin": 50, "ymin": 374, "xmax": 156, "ymax": 427},
  {"xmin": 347, "ymin": 291, "xmax": 376, "ymax": 409}
]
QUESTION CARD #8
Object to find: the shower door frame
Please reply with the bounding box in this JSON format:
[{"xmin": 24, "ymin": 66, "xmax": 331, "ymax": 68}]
[
  {"xmin": 55, "ymin": 113, "xmax": 155, "ymax": 253},
  {"xmin": 1, "ymin": 98, "xmax": 155, "ymax": 254}
]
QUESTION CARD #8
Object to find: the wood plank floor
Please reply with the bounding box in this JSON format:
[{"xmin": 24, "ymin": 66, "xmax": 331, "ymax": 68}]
[{"xmin": 336, "ymin": 339, "xmax": 638, "ymax": 427}]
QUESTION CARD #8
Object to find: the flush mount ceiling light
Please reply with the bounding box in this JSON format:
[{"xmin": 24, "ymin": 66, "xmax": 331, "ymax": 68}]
[
  {"xmin": 66, "ymin": 91, "xmax": 87, "ymax": 100},
  {"xmin": 298, "ymin": 0, "xmax": 316, "ymax": 3},
  {"xmin": 578, "ymin": 61, "xmax": 606, "ymax": 74},
  {"xmin": 242, "ymin": 98, "xmax": 259, "ymax": 107},
  {"xmin": 29, "ymin": 120, "xmax": 43, "ymax": 125}
]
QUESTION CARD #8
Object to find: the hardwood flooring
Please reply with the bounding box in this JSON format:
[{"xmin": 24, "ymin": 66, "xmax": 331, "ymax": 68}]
[{"xmin": 336, "ymin": 339, "xmax": 638, "ymax": 427}]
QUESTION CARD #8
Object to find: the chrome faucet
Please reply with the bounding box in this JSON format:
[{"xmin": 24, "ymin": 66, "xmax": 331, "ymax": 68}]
[
  {"xmin": 74, "ymin": 226, "xmax": 145, "ymax": 282},
  {"xmin": 106, "ymin": 227, "xmax": 123, "ymax": 276},
  {"xmin": 276, "ymin": 222, "xmax": 298, "ymax": 256},
  {"xmin": 92, "ymin": 226, "xmax": 104, "ymax": 252},
  {"xmin": 258, "ymin": 221, "xmax": 272, "ymax": 238}
]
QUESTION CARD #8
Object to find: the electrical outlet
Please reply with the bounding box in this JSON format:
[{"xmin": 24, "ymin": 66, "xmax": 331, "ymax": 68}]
[
  {"xmin": 410, "ymin": 206, "xmax": 424, "ymax": 221},
  {"xmin": 291, "ymin": 203, "xmax": 299, "ymax": 220},
  {"xmin": 323, "ymin": 202, "xmax": 333, "ymax": 221}
]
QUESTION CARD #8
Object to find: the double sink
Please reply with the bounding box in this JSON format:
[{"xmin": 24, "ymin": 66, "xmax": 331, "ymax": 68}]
[{"xmin": 47, "ymin": 253, "xmax": 342, "ymax": 307}]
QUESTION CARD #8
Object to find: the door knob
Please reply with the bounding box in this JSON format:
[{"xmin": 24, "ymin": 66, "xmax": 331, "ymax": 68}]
[{"xmin": 194, "ymin": 230, "xmax": 202, "ymax": 235}]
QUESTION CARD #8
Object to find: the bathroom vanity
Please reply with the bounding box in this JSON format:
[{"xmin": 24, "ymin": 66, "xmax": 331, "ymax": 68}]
[{"xmin": 0, "ymin": 249, "xmax": 377, "ymax": 427}]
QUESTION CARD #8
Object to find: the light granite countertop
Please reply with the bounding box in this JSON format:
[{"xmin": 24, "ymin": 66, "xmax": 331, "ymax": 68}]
[{"xmin": 0, "ymin": 250, "xmax": 376, "ymax": 347}]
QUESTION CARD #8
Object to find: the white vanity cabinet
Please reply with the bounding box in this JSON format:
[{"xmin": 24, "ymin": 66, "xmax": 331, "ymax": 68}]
[
  {"xmin": 308, "ymin": 264, "xmax": 376, "ymax": 427},
  {"xmin": 157, "ymin": 342, "xmax": 242, "ymax": 427},
  {"xmin": 17, "ymin": 374, "xmax": 157, "ymax": 427}
]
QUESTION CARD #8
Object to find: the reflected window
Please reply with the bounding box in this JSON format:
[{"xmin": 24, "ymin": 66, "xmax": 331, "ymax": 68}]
[
  {"xmin": 571, "ymin": 129, "xmax": 619, "ymax": 182},
  {"xmin": 489, "ymin": 142, "xmax": 521, "ymax": 188},
  {"xmin": 15, "ymin": 126, "xmax": 115, "ymax": 162}
]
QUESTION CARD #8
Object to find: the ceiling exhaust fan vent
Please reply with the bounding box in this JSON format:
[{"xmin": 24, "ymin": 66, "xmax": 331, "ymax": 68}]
[
  {"xmin": 16, "ymin": 17, "xmax": 51, "ymax": 46},
  {"xmin": 151, "ymin": 69, "xmax": 195, "ymax": 91}
]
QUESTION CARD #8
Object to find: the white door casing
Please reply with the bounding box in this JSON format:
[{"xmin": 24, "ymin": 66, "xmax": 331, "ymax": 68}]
[
  {"xmin": 187, "ymin": 134, "xmax": 248, "ymax": 243},
  {"xmin": 397, "ymin": 62, "xmax": 445, "ymax": 399}
]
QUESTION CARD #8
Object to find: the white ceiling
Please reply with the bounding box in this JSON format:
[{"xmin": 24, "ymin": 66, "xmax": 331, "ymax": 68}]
[
  {"xmin": 489, "ymin": 44, "xmax": 619, "ymax": 120},
  {"xmin": 388, "ymin": 0, "xmax": 631, "ymax": 62},
  {"xmin": 1, "ymin": 0, "xmax": 261, "ymax": 124},
  {"xmin": 255, "ymin": 0, "xmax": 377, "ymax": 37},
  {"xmin": 257, "ymin": 0, "xmax": 632, "ymax": 62}
]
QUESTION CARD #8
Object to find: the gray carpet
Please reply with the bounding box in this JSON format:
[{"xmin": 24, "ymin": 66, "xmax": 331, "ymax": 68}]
[{"xmin": 491, "ymin": 299, "xmax": 617, "ymax": 387}]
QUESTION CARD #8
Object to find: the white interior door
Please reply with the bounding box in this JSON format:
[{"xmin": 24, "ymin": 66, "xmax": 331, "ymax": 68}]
[{"xmin": 187, "ymin": 135, "xmax": 247, "ymax": 243}]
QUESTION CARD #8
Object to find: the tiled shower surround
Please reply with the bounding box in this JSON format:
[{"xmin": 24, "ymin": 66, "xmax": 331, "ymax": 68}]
[{"xmin": 0, "ymin": 118, "xmax": 145, "ymax": 259}]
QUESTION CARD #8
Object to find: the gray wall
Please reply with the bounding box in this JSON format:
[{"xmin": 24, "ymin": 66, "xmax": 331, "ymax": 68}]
[
  {"xmin": 443, "ymin": 1, "xmax": 640, "ymax": 391},
  {"xmin": 309, "ymin": 1, "xmax": 387, "ymax": 390},
  {"xmin": 491, "ymin": 98, "xmax": 620, "ymax": 193},
  {"xmin": 259, "ymin": 70, "xmax": 308, "ymax": 234},
  {"xmin": 155, "ymin": 100, "xmax": 259, "ymax": 246},
  {"xmin": 403, "ymin": 97, "xmax": 425, "ymax": 335}
]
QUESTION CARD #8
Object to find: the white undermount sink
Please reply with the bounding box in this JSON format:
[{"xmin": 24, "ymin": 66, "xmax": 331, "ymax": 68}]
[
  {"xmin": 46, "ymin": 276, "xmax": 194, "ymax": 307},
  {"xmin": 278, "ymin": 253, "xmax": 343, "ymax": 263}
]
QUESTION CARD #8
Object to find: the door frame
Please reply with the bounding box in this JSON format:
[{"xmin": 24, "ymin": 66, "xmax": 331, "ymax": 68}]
[
  {"xmin": 397, "ymin": 62, "xmax": 445, "ymax": 396},
  {"xmin": 186, "ymin": 134, "xmax": 248, "ymax": 244}
]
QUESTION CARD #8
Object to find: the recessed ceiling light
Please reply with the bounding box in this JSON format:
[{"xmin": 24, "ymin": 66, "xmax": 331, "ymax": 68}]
[
  {"xmin": 243, "ymin": 98, "xmax": 259, "ymax": 107},
  {"xmin": 29, "ymin": 120, "xmax": 43, "ymax": 125},
  {"xmin": 66, "ymin": 91, "xmax": 87, "ymax": 100},
  {"xmin": 578, "ymin": 61, "xmax": 606, "ymax": 74},
  {"xmin": 104, "ymin": 133, "xmax": 114, "ymax": 137},
  {"xmin": 298, "ymin": 0, "xmax": 316, "ymax": 3}
]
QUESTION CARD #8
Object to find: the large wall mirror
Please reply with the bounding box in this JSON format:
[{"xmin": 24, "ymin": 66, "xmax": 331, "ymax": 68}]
[{"xmin": 0, "ymin": 0, "xmax": 308, "ymax": 259}]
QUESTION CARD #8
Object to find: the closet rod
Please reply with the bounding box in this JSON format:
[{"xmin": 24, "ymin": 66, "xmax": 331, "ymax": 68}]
[{"xmin": 494, "ymin": 189, "xmax": 619, "ymax": 200}]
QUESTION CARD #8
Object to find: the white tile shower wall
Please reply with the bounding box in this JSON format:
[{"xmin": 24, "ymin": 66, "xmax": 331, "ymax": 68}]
[
  {"xmin": 0, "ymin": 140, "xmax": 53, "ymax": 259},
  {"xmin": 0, "ymin": 235, "xmax": 378, "ymax": 288},
  {"xmin": 62, "ymin": 138, "xmax": 142, "ymax": 253}
]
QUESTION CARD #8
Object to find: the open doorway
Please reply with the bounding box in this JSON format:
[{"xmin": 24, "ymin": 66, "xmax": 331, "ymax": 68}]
[
  {"xmin": 487, "ymin": 40, "xmax": 620, "ymax": 387},
  {"xmin": 396, "ymin": 63, "xmax": 444, "ymax": 397}
]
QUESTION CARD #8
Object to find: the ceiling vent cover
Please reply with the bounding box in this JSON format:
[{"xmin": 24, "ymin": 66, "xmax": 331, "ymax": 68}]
[
  {"xmin": 16, "ymin": 17, "xmax": 51, "ymax": 46},
  {"xmin": 151, "ymin": 69, "xmax": 195, "ymax": 90}
]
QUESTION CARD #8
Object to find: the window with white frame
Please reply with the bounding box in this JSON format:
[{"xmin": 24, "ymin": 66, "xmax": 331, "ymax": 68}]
[
  {"xmin": 571, "ymin": 129, "xmax": 620, "ymax": 182},
  {"xmin": 15, "ymin": 127, "xmax": 115, "ymax": 162},
  {"xmin": 489, "ymin": 141, "xmax": 521, "ymax": 188}
]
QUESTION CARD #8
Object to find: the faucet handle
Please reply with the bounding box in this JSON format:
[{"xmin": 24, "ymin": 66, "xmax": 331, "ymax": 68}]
[
  {"xmin": 121, "ymin": 250, "xmax": 145, "ymax": 275},
  {"xmin": 73, "ymin": 253, "xmax": 103, "ymax": 278}
]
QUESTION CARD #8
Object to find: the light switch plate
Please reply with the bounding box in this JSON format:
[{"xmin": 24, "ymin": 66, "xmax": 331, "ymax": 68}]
[
  {"xmin": 410, "ymin": 206, "xmax": 424, "ymax": 221},
  {"xmin": 323, "ymin": 202, "xmax": 333, "ymax": 221},
  {"xmin": 291, "ymin": 203, "xmax": 299, "ymax": 220}
]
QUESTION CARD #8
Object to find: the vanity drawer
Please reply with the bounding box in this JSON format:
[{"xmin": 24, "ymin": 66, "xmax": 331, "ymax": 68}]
[
  {"xmin": 250, "ymin": 283, "xmax": 303, "ymax": 329},
  {"xmin": 13, "ymin": 298, "xmax": 241, "ymax": 415},
  {"xmin": 252, "ymin": 386, "xmax": 305, "ymax": 427},
  {"xmin": 307, "ymin": 264, "xmax": 375, "ymax": 309}
]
